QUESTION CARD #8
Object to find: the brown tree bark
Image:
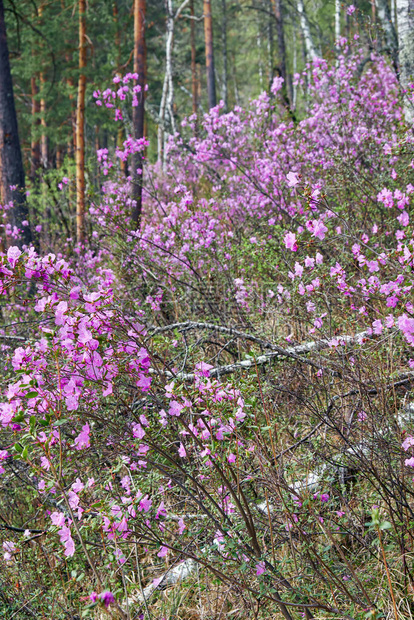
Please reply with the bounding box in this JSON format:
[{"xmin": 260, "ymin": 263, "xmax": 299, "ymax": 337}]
[
  {"xmin": 40, "ymin": 72, "xmax": 48, "ymax": 168},
  {"xmin": 76, "ymin": 0, "xmax": 87, "ymax": 244},
  {"xmin": 67, "ymin": 70, "xmax": 76, "ymax": 159},
  {"xmin": 131, "ymin": 0, "xmax": 146, "ymax": 228},
  {"xmin": 113, "ymin": 0, "xmax": 121, "ymax": 68},
  {"xmin": 203, "ymin": 0, "xmax": 217, "ymax": 109},
  {"xmin": 56, "ymin": 146, "xmax": 64, "ymax": 169},
  {"xmin": 271, "ymin": 0, "xmax": 293, "ymax": 108},
  {"xmin": 0, "ymin": 0, "xmax": 32, "ymax": 246},
  {"xmin": 30, "ymin": 76, "xmax": 41, "ymax": 180}
]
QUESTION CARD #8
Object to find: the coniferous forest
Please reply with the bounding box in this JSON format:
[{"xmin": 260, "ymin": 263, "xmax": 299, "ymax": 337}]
[{"xmin": 2, "ymin": 0, "xmax": 414, "ymax": 618}]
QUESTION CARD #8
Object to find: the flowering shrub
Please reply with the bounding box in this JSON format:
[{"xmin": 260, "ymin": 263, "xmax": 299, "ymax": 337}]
[{"xmin": 2, "ymin": 48, "xmax": 414, "ymax": 619}]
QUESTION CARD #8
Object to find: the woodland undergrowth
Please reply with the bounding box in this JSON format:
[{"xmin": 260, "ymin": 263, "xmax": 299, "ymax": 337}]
[{"xmin": 1, "ymin": 47, "xmax": 414, "ymax": 620}]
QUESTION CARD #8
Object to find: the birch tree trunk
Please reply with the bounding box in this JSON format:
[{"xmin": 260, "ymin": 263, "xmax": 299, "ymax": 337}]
[
  {"xmin": 131, "ymin": 0, "xmax": 146, "ymax": 227},
  {"xmin": 297, "ymin": 0, "xmax": 318, "ymax": 60},
  {"xmin": 166, "ymin": 0, "xmax": 175, "ymax": 135},
  {"xmin": 397, "ymin": 0, "xmax": 414, "ymax": 122},
  {"xmin": 221, "ymin": 0, "xmax": 228, "ymax": 110},
  {"xmin": 267, "ymin": 0, "xmax": 274, "ymax": 87},
  {"xmin": 76, "ymin": 0, "xmax": 87, "ymax": 244},
  {"xmin": 190, "ymin": 0, "xmax": 198, "ymax": 116},
  {"xmin": 255, "ymin": 1, "xmax": 264, "ymax": 90},
  {"xmin": 0, "ymin": 0, "xmax": 32, "ymax": 246},
  {"xmin": 157, "ymin": 0, "xmax": 189, "ymax": 162},
  {"xmin": 376, "ymin": 0, "xmax": 398, "ymax": 71},
  {"xmin": 293, "ymin": 28, "xmax": 297, "ymax": 108},
  {"xmin": 203, "ymin": 0, "xmax": 217, "ymax": 109},
  {"xmin": 158, "ymin": 2, "xmax": 174, "ymax": 162},
  {"xmin": 335, "ymin": 0, "xmax": 341, "ymax": 46}
]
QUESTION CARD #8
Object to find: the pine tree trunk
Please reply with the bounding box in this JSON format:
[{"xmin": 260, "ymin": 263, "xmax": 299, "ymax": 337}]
[
  {"xmin": 271, "ymin": 0, "xmax": 293, "ymax": 107},
  {"xmin": 56, "ymin": 146, "xmax": 64, "ymax": 169},
  {"xmin": 203, "ymin": 0, "xmax": 217, "ymax": 109},
  {"xmin": 40, "ymin": 73, "xmax": 48, "ymax": 168},
  {"xmin": 0, "ymin": 0, "xmax": 32, "ymax": 246},
  {"xmin": 113, "ymin": 0, "xmax": 121, "ymax": 68},
  {"xmin": 76, "ymin": 0, "xmax": 87, "ymax": 243},
  {"xmin": 131, "ymin": 0, "xmax": 146, "ymax": 228},
  {"xmin": 397, "ymin": 0, "xmax": 414, "ymax": 122}
]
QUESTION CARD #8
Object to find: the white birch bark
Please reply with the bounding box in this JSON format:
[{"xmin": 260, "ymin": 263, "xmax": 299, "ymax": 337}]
[
  {"xmin": 157, "ymin": 4, "xmax": 173, "ymax": 163},
  {"xmin": 297, "ymin": 0, "xmax": 319, "ymax": 60},
  {"xmin": 157, "ymin": 0, "xmax": 190, "ymax": 162},
  {"xmin": 257, "ymin": 26, "xmax": 264, "ymax": 89},
  {"xmin": 166, "ymin": 0, "xmax": 176, "ymax": 137},
  {"xmin": 335, "ymin": 0, "xmax": 341, "ymax": 47},
  {"xmin": 375, "ymin": 0, "xmax": 398, "ymax": 61},
  {"xmin": 397, "ymin": 0, "xmax": 414, "ymax": 122},
  {"xmin": 221, "ymin": 0, "xmax": 228, "ymax": 109},
  {"xmin": 293, "ymin": 28, "xmax": 297, "ymax": 108}
]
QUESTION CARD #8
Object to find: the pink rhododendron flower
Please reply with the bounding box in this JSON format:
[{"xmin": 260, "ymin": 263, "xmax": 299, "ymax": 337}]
[
  {"xmin": 402, "ymin": 436, "xmax": 414, "ymax": 451},
  {"xmin": 157, "ymin": 546, "xmax": 168, "ymax": 558},
  {"xmin": 312, "ymin": 220, "xmax": 328, "ymax": 240},
  {"xmin": 58, "ymin": 526, "xmax": 75, "ymax": 557},
  {"xmin": 168, "ymin": 400, "xmax": 183, "ymax": 417},
  {"xmin": 256, "ymin": 560, "xmax": 266, "ymax": 576},
  {"xmin": 178, "ymin": 518, "xmax": 186, "ymax": 535},
  {"xmin": 73, "ymin": 423, "xmax": 90, "ymax": 450},
  {"xmin": 7, "ymin": 246, "xmax": 21, "ymax": 268},
  {"xmin": 195, "ymin": 361, "xmax": 214, "ymax": 377},
  {"xmin": 284, "ymin": 232, "xmax": 297, "ymax": 251},
  {"xmin": 286, "ymin": 171, "xmax": 299, "ymax": 187},
  {"xmin": 270, "ymin": 76, "xmax": 284, "ymax": 94}
]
